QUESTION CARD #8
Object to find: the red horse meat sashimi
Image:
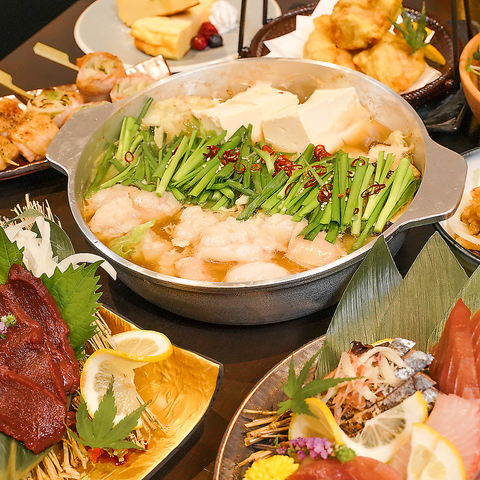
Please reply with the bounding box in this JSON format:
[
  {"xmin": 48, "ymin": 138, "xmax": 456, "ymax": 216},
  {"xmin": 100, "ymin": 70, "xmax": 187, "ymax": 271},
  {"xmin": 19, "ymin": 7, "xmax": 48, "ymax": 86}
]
[
  {"xmin": 288, "ymin": 456, "xmax": 403, "ymax": 480},
  {"xmin": 426, "ymin": 394, "xmax": 480, "ymax": 479},
  {"xmin": 429, "ymin": 299, "xmax": 480, "ymax": 399},
  {"xmin": 0, "ymin": 284, "xmax": 67, "ymax": 402},
  {"xmin": 7, "ymin": 263, "xmax": 79, "ymax": 394},
  {"xmin": 0, "ymin": 365, "xmax": 67, "ymax": 454}
]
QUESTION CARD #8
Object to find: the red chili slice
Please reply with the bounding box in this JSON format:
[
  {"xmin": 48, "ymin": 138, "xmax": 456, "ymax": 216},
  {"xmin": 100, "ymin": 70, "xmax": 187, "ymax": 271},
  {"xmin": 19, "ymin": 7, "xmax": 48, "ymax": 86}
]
[
  {"xmin": 314, "ymin": 144, "xmax": 331, "ymax": 160},
  {"xmin": 361, "ymin": 182, "xmax": 386, "ymax": 198}
]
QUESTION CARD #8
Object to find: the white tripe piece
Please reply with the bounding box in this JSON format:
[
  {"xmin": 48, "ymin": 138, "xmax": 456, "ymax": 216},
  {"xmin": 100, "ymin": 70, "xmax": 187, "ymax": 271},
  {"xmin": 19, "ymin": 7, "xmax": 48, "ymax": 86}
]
[{"xmin": 4, "ymin": 216, "xmax": 116, "ymax": 279}]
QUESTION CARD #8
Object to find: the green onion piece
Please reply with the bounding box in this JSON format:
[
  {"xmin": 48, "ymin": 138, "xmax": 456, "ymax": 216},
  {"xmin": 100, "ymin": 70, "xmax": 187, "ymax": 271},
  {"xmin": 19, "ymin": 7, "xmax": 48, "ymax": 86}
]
[
  {"xmin": 85, "ymin": 142, "xmax": 116, "ymax": 198},
  {"xmin": 156, "ymin": 135, "xmax": 189, "ymax": 196},
  {"xmin": 342, "ymin": 158, "xmax": 368, "ymax": 228},
  {"xmin": 374, "ymin": 158, "xmax": 412, "ymax": 233},
  {"xmin": 237, "ymin": 170, "xmax": 288, "ymax": 220},
  {"xmin": 135, "ymin": 97, "xmax": 154, "ymax": 124}
]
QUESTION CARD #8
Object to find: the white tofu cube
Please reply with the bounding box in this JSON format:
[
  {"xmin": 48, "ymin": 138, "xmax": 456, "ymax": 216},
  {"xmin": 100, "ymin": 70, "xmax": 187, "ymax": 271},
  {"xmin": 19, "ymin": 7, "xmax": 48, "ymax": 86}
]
[
  {"xmin": 262, "ymin": 87, "xmax": 372, "ymax": 153},
  {"xmin": 193, "ymin": 82, "xmax": 299, "ymax": 142}
]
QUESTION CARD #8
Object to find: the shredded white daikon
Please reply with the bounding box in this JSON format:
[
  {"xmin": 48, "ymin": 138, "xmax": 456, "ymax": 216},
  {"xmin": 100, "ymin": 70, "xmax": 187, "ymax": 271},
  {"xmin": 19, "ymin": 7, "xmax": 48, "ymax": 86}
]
[{"xmin": 4, "ymin": 216, "xmax": 116, "ymax": 279}]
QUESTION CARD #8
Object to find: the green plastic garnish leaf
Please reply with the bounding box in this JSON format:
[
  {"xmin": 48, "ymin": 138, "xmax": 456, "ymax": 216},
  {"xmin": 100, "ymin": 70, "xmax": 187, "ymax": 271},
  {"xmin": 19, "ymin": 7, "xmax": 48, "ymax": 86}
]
[
  {"xmin": 278, "ymin": 352, "xmax": 356, "ymax": 416},
  {"xmin": 69, "ymin": 377, "xmax": 149, "ymax": 450},
  {"xmin": 0, "ymin": 227, "xmax": 24, "ymax": 284},
  {"xmin": 109, "ymin": 219, "xmax": 155, "ymax": 257},
  {"xmin": 40, "ymin": 262, "xmax": 102, "ymax": 357},
  {"xmin": 392, "ymin": 3, "xmax": 429, "ymax": 54}
]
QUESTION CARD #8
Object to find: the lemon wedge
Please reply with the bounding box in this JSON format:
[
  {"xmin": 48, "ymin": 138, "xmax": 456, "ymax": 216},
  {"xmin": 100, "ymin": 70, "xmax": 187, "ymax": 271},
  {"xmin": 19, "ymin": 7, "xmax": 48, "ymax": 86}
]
[
  {"xmin": 289, "ymin": 397, "xmax": 346, "ymax": 445},
  {"xmin": 407, "ymin": 423, "xmax": 466, "ymax": 480},
  {"xmin": 111, "ymin": 330, "xmax": 173, "ymax": 363},
  {"xmin": 289, "ymin": 391, "xmax": 428, "ymax": 463},
  {"xmin": 80, "ymin": 349, "xmax": 149, "ymax": 427}
]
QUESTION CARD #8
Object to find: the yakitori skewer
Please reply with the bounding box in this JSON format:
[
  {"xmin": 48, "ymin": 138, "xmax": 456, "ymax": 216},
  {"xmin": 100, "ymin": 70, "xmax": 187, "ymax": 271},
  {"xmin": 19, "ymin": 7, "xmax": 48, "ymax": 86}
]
[
  {"xmin": 33, "ymin": 42, "xmax": 79, "ymax": 71},
  {"xmin": 0, "ymin": 70, "xmax": 34, "ymax": 103}
]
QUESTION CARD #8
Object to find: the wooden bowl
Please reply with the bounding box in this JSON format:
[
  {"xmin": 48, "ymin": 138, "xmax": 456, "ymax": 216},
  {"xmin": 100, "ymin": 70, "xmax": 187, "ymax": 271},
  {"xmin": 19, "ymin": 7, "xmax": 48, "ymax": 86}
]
[{"xmin": 460, "ymin": 32, "xmax": 480, "ymax": 122}]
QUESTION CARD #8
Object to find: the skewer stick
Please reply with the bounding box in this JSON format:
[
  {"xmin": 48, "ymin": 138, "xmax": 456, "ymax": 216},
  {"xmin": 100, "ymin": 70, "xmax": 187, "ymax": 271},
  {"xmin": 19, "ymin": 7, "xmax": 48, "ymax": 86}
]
[
  {"xmin": 0, "ymin": 70, "xmax": 34, "ymax": 101},
  {"xmin": 33, "ymin": 42, "xmax": 79, "ymax": 72}
]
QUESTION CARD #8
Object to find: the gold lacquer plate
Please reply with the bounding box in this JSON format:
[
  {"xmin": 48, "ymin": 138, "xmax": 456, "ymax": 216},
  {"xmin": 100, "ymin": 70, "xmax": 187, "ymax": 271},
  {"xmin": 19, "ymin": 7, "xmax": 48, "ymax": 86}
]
[{"xmin": 85, "ymin": 305, "xmax": 223, "ymax": 480}]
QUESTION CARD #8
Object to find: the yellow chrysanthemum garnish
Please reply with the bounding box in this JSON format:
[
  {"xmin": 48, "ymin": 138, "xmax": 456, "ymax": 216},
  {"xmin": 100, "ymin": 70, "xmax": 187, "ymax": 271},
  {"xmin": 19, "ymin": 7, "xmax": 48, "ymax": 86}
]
[{"xmin": 243, "ymin": 455, "xmax": 299, "ymax": 480}]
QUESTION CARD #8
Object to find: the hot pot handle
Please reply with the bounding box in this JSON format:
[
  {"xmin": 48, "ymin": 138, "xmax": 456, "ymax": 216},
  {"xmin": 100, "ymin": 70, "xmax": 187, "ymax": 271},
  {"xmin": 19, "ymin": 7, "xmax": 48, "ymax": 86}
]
[
  {"xmin": 46, "ymin": 101, "xmax": 120, "ymax": 177},
  {"xmin": 395, "ymin": 141, "xmax": 467, "ymax": 232}
]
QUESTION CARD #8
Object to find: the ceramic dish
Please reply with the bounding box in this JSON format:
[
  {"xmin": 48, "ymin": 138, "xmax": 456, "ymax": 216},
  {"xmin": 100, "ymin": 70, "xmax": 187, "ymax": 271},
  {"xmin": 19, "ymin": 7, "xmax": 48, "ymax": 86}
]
[
  {"xmin": 0, "ymin": 91, "xmax": 51, "ymax": 181},
  {"xmin": 73, "ymin": 0, "xmax": 281, "ymax": 71},
  {"xmin": 72, "ymin": 304, "xmax": 222, "ymax": 480},
  {"xmin": 436, "ymin": 148, "xmax": 480, "ymax": 274},
  {"xmin": 214, "ymin": 335, "xmax": 323, "ymax": 479},
  {"xmin": 248, "ymin": 4, "xmax": 455, "ymax": 106}
]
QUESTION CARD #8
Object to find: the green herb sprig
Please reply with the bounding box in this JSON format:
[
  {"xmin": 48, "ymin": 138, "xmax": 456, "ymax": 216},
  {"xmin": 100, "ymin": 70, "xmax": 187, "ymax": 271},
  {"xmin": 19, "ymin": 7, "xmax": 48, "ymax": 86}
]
[
  {"xmin": 68, "ymin": 377, "xmax": 150, "ymax": 451},
  {"xmin": 466, "ymin": 47, "xmax": 480, "ymax": 77},
  {"xmin": 392, "ymin": 3, "xmax": 429, "ymax": 54},
  {"xmin": 278, "ymin": 351, "xmax": 357, "ymax": 416},
  {"xmin": 0, "ymin": 313, "xmax": 16, "ymax": 339}
]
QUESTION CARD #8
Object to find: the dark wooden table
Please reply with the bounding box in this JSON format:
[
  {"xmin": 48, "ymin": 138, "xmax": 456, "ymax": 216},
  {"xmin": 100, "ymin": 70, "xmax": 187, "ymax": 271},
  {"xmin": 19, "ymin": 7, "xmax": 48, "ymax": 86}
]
[{"xmin": 1, "ymin": 1, "xmax": 479, "ymax": 479}]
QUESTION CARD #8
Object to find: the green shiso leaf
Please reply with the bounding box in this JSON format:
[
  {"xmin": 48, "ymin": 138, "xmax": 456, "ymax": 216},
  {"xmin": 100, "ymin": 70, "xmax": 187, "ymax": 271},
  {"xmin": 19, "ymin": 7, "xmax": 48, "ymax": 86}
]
[
  {"xmin": 376, "ymin": 232, "xmax": 467, "ymax": 352},
  {"xmin": 40, "ymin": 262, "xmax": 102, "ymax": 357},
  {"xmin": 317, "ymin": 236, "xmax": 402, "ymax": 379},
  {"xmin": 0, "ymin": 433, "xmax": 51, "ymax": 480},
  {"xmin": 0, "ymin": 227, "xmax": 24, "ymax": 284}
]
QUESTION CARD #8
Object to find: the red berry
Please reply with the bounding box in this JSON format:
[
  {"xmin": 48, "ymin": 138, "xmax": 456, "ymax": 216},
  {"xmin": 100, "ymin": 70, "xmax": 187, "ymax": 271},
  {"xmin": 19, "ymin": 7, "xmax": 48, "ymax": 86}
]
[
  {"xmin": 191, "ymin": 35, "xmax": 208, "ymax": 51},
  {"xmin": 198, "ymin": 22, "xmax": 219, "ymax": 41}
]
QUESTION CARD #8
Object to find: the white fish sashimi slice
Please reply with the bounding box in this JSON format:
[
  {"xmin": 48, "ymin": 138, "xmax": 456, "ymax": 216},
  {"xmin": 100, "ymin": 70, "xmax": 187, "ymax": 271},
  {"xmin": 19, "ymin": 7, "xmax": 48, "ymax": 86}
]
[{"xmin": 426, "ymin": 394, "xmax": 480, "ymax": 479}]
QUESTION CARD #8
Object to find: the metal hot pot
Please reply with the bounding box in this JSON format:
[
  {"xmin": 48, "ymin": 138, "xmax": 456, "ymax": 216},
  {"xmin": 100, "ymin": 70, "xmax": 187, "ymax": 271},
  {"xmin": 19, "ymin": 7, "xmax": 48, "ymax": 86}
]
[{"xmin": 46, "ymin": 58, "xmax": 466, "ymax": 325}]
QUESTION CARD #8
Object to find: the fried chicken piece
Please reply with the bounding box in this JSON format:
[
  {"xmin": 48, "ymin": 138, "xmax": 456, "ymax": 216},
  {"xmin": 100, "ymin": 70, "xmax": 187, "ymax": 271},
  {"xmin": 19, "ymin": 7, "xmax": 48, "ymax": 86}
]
[
  {"xmin": 461, "ymin": 187, "xmax": 480, "ymax": 237},
  {"xmin": 0, "ymin": 97, "xmax": 24, "ymax": 134},
  {"xmin": 0, "ymin": 136, "xmax": 20, "ymax": 170},
  {"xmin": 330, "ymin": 0, "xmax": 402, "ymax": 50},
  {"xmin": 353, "ymin": 32, "xmax": 425, "ymax": 93},
  {"xmin": 303, "ymin": 15, "xmax": 357, "ymax": 70},
  {"xmin": 8, "ymin": 112, "xmax": 59, "ymax": 163}
]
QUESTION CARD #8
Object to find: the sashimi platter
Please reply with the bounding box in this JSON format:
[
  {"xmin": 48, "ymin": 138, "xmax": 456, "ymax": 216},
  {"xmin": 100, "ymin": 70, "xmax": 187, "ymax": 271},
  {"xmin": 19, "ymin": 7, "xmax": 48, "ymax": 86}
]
[
  {"xmin": 0, "ymin": 198, "xmax": 221, "ymax": 480},
  {"xmin": 214, "ymin": 233, "xmax": 480, "ymax": 480}
]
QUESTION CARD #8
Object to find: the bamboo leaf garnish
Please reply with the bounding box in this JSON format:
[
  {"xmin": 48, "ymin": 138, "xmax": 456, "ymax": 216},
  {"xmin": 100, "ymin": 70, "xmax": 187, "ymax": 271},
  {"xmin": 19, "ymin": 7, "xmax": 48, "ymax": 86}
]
[
  {"xmin": 376, "ymin": 233, "xmax": 467, "ymax": 352},
  {"xmin": 68, "ymin": 377, "xmax": 150, "ymax": 450},
  {"xmin": 317, "ymin": 236, "xmax": 402, "ymax": 379},
  {"xmin": 278, "ymin": 352, "xmax": 357, "ymax": 416},
  {"xmin": 392, "ymin": 3, "xmax": 429, "ymax": 54}
]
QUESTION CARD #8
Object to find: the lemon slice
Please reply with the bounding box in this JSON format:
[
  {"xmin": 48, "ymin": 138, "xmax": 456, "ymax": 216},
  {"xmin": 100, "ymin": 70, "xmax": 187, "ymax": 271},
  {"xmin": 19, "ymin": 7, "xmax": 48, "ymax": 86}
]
[
  {"xmin": 80, "ymin": 348, "xmax": 147, "ymax": 427},
  {"xmin": 289, "ymin": 397, "xmax": 346, "ymax": 445},
  {"xmin": 111, "ymin": 330, "xmax": 173, "ymax": 363},
  {"xmin": 347, "ymin": 390, "xmax": 429, "ymax": 462},
  {"xmin": 289, "ymin": 391, "xmax": 428, "ymax": 463},
  {"xmin": 407, "ymin": 423, "xmax": 466, "ymax": 480}
]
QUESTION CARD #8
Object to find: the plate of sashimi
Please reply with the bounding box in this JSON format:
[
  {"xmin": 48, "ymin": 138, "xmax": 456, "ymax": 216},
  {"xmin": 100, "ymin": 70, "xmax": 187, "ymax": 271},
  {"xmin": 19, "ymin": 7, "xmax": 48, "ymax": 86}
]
[{"xmin": 214, "ymin": 232, "xmax": 480, "ymax": 480}]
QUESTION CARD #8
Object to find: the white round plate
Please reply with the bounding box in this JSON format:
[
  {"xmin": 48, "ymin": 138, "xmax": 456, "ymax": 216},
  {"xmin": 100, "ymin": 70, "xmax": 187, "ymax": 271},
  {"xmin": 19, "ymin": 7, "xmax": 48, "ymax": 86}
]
[{"xmin": 74, "ymin": 0, "xmax": 281, "ymax": 71}]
